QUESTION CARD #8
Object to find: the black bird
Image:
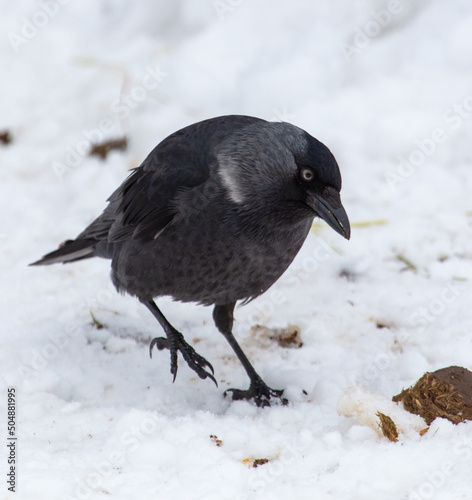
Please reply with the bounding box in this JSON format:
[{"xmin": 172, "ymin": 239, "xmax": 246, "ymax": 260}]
[{"xmin": 31, "ymin": 115, "xmax": 350, "ymax": 407}]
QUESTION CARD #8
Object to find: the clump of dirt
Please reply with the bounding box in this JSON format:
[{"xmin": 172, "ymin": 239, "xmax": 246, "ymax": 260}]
[
  {"xmin": 251, "ymin": 324, "xmax": 302, "ymax": 348},
  {"xmin": 0, "ymin": 131, "xmax": 12, "ymax": 144},
  {"xmin": 209, "ymin": 435, "xmax": 223, "ymax": 447},
  {"xmin": 393, "ymin": 366, "xmax": 472, "ymax": 425},
  {"xmin": 89, "ymin": 137, "xmax": 127, "ymax": 160},
  {"xmin": 376, "ymin": 412, "xmax": 398, "ymax": 442},
  {"xmin": 242, "ymin": 457, "xmax": 269, "ymax": 468}
]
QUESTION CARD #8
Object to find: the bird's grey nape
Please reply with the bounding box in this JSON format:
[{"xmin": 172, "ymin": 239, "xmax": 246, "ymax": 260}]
[{"xmin": 216, "ymin": 123, "xmax": 300, "ymax": 207}]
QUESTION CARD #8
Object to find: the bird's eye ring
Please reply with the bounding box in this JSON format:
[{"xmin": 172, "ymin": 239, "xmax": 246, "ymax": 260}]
[{"xmin": 300, "ymin": 168, "xmax": 314, "ymax": 182}]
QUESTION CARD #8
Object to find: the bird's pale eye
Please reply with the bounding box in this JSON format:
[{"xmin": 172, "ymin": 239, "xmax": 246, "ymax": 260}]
[{"xmin": 300, "ymin": 168, "xmax": 315, "ymax": 182}]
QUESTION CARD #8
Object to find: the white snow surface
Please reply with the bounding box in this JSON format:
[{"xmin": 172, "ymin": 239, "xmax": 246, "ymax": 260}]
[{"xmin": 2, "ymin": 1, "xmax": 472, "ymax": 498}]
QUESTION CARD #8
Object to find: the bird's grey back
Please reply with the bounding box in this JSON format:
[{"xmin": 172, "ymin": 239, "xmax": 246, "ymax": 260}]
[{"xmin": 79, "ymin": 115, "xmax": 269, "ymax": 255}]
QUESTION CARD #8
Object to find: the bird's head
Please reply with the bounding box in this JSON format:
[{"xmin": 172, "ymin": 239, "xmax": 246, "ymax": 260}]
[{"xmin": 216, "ymin": 121, "xmax": 350, "ymax": 240}]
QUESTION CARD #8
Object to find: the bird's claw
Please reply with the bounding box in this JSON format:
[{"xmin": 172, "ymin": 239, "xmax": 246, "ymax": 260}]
[
  {"xmin": 224, "ymin": 378, "xmax": 288, "ymax": 408},
  {"xmin": 149, "ymin": 337, "xmax": 169, "ymax": 353},
  {"xmin": 149, "ymin": 330, "xmax": 217, "ymax": 386}
]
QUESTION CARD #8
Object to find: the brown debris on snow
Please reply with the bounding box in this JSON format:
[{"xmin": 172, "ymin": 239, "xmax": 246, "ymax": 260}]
[
  {"xmin": 89, "ymin": 137, "xmax": 128, "ymax": 160},
  {"xmin": 393, "ymin": 366, "xmax": 472, "ymax": 425}
]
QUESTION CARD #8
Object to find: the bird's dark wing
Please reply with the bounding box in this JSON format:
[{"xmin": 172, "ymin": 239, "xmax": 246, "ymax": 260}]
[
  {"xmin": 80, "ymin": 152, "xmax": 208, "ymax": 244},
  {"xmin": 81, "ymin": 115, "xmax": 267, "ymax": 244},
  {"xmin": 31, "ymin": 115, "xmax": 266, "ymax": 266},
  {"xmin": 30, "ymin": 160, "xmax": 206, "ymax": 265}
]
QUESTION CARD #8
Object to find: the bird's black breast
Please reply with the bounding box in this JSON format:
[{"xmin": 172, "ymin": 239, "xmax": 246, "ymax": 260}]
[{"xmin": 110, "ymin": 193, "xmax": 313, "ymax": 306}]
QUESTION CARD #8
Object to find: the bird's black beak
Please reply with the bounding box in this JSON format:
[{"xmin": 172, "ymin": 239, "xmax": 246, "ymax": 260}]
[{"xmin": 307, "ymin": 187, "xmax": 351, "ymax": 240}]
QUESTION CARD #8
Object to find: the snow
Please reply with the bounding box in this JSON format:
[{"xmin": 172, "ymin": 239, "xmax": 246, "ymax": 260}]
[{"xmin": 2, "ymin": 0, "xmax": 472, "ymax": 498}]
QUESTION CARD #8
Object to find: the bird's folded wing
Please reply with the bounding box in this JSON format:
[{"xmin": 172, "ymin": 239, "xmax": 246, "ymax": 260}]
[{"xmin": 78, "ymin": 157, "xmax": 209, "ymax": 244}]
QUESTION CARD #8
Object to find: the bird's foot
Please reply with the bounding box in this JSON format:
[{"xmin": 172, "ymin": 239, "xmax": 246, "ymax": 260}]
[
  {"xmin": 150, "ymin": 330, "xmax": 217, "ymax": 386},
  {"xmin": 224, "ymin": 377, "xmax": 288, "ymax": 408}
]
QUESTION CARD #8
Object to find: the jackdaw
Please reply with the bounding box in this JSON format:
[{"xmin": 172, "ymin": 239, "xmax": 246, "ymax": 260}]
[{"xmin": 31, "ymin": 115, "xmax": 350, "ymax": 407}]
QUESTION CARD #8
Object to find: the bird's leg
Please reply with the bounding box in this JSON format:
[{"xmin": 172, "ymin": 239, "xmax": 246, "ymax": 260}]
[
  {"xmin": 140, "ymin": 299, "xmax": 216, "ymax": 385},
  {"xmin": 213, "ymin": 304, "xmax": 288, "ymax": 407}
]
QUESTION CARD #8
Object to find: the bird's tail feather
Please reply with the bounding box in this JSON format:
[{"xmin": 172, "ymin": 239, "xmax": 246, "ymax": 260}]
[{"xmin": 30, "ymin": 238, "xmax": 97, "ymax": 266}]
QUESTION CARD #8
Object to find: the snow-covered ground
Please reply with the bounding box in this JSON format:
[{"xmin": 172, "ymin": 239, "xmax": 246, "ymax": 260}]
[{"xmin": 2, "ymin": 1, "xmax": 472, "ymax": 498}]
